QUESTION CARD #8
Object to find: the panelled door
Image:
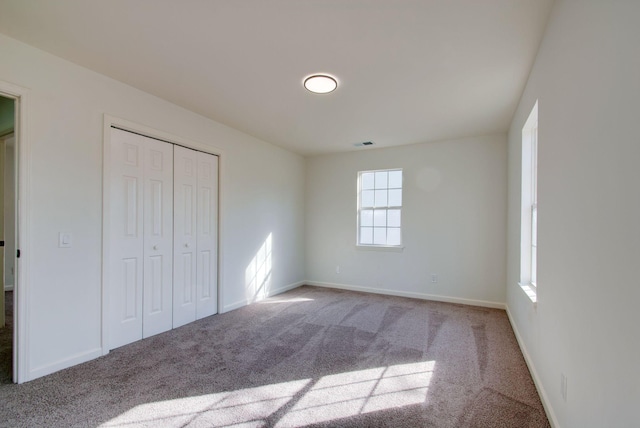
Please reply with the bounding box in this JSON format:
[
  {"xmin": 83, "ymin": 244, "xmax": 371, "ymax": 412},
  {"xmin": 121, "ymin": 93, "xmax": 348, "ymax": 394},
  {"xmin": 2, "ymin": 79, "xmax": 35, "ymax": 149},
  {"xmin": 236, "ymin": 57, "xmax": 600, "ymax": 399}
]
[
  {"xmin": 173, "ymin": 146, "xmax": 218, "ymax": 327},
  {"xmin": 195, "ymin": 151, "xmax": 218, "ymax": 319},
  {"xmin": 109, "ymin": 128, "xmax": 174, "ymax": 349},
  {"xmin": 173, "ymin": 146, "xmax": 198, "ymax": 327}
]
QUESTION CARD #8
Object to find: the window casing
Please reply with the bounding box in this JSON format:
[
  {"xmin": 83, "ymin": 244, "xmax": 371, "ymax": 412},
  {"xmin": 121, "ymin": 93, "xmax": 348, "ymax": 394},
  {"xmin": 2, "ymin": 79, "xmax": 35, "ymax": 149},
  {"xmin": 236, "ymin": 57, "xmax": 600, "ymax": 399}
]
[
  {"xmin": 357, "ymin": 169, "xmax": 402, "ymax": 247},
  {"xmin": 520, "ymin": 101, "xmax": 538, "ymax": 297}
]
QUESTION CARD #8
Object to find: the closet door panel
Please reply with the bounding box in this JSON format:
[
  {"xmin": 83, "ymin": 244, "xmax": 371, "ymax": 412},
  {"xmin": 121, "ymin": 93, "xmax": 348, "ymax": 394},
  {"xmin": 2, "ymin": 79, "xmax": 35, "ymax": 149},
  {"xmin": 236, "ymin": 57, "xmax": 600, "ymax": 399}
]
[
  {"xmin": 173, "ymin": 146, "xmax": 198, "ymax": 327},
  {"xmin": 109, "ymin": 129, "xmax": 144, "ymax": 349},
  {"xmin": 196, "ymin": 152, "xmax": 218, "ymax": 319},
  {"xmin": 142, "ymin": 138, "xmax": 174, "ymax": 338}
]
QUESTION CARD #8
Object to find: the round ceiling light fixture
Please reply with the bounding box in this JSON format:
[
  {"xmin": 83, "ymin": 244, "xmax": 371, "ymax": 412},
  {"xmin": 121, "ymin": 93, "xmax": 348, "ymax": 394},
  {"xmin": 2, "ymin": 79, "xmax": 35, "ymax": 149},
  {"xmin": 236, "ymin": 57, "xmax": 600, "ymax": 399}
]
[{"xmin": 303, "ymin": 74, "xmax": 338, "ymax": 94}]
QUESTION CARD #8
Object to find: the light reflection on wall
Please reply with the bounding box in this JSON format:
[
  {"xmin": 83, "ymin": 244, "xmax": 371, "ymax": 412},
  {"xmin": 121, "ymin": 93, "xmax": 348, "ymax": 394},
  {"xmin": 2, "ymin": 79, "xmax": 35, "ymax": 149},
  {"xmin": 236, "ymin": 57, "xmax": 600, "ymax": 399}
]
[{"xmin": 245, "ymin": 233, "xmax": 272, "ymax": 303}]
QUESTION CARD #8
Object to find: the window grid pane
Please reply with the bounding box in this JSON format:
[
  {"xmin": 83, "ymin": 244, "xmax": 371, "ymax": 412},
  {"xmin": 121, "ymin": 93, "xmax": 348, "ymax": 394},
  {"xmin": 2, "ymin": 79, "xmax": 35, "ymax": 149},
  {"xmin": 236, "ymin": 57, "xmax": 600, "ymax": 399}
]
[
  {"xmin": 374, "ymin": 171, "xmax": 388, "ymax": 189},
  {"xmin": 520, "ymin": 101, "xmax": 537, "ymax": 292},
  {"xmin": 388, "ymin": 189, "xmax": 402, "ymax": 207},
  {"xmin": 373, "ymin": 227, "xmax": 387, "ymax": 245},
  {"xmin": 388, "ymin": 170, "xmax": 402, "ymax": 189},
  {"xmin": 387, "ymin": 228, "xmax": 401, "ymax": 246},
  {"xmin": 360, "ymin": 209, "xmax": 373, "ymax": 227},
  {"xmin": 387, "ymin": 209, "xmax": 401, "ymax": 227},
  {"xmin": 360, "ymin": 227, "xmax": 373, "ymax": 245},
  {"xmin": 361, "ymin": 172, "xmax": 375, "ymax": 190},
  {"xmin": 373, "ymin": 209, "xmax": 387, "ymax": 227},
  {"xmin": 361, "ymin": 190, "xmax": 374, "ymax": 208},
  {"xmin": 374, "ymin": 189, "xmax": 388, "ymax": 207},
  {"xmin": 358, "ymin": 169, "xmax": 402, "ymax": 246}
]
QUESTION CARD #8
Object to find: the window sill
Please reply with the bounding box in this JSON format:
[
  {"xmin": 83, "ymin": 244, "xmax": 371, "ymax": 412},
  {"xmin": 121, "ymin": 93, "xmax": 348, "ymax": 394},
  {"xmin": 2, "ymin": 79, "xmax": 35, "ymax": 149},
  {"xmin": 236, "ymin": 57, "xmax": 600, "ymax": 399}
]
[
  {"xmin": 356, "ymin": 245, "xmax": 404, "ymax": 253},
  {"xmin": 518, "ymin": 282, "xmax": 537, "ymax": 307}
]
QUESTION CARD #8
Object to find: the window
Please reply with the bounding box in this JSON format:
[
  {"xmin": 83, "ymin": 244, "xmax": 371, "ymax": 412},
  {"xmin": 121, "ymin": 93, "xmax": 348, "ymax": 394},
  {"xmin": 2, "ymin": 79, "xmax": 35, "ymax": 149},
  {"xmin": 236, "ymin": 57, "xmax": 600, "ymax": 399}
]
[
  {"xmin": 357, "ymin": 169, "xmax": 402, "ymax": 247},
  {"xmin": 520, "ymin": 101, "xmax": 538, "ymax": 300}
]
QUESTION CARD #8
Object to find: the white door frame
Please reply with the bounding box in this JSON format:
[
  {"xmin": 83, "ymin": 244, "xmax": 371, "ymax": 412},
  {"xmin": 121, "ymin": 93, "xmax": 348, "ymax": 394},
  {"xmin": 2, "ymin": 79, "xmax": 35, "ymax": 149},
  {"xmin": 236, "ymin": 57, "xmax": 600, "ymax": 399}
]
[
  {"xmin": 0, "ymin": 80, "xmax": 30, "ymax": 384},
  {"xmin": 102, "ymin": 115, "xmax": 224, "ymax": 354}
]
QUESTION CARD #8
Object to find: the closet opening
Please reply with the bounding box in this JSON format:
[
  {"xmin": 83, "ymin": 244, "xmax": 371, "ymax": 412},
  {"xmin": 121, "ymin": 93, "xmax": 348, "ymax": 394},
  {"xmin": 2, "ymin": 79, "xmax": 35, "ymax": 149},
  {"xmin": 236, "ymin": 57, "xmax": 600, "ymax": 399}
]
[{"xmin": 102, "ymin": 119, "xmax": 220, "ymax": 353}]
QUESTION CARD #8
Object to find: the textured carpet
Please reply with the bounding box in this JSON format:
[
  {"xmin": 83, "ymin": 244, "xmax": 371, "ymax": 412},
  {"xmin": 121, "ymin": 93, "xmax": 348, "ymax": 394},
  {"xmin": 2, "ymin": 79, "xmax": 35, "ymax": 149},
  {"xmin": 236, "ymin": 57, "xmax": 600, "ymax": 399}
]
[{"xmin": 0, "ymin": 286, "xmax": 549, "ymax": 427}]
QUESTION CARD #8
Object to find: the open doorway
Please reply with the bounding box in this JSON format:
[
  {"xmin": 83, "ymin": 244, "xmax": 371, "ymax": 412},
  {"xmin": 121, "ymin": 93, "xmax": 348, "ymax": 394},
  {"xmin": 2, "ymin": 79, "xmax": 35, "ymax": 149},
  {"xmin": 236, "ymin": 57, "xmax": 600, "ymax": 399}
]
[{"xmin": 0, "ymin": 95, "xmax": 16, "ymax": 383}]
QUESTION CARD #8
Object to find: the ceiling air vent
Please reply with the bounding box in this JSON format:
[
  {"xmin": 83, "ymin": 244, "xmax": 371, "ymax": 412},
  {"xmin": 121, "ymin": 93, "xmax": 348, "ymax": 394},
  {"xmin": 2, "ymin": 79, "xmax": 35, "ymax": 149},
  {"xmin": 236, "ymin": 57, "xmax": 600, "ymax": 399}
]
[{"xmin": 354, "ymin": 141, "xmax": 374, "ymax": 147}]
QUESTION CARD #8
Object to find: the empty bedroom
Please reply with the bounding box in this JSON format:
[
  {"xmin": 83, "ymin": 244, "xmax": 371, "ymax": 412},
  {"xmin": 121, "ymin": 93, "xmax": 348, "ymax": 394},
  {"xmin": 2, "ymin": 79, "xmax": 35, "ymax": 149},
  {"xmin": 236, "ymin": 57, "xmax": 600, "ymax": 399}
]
[{"xmin": 0, "ymin": 1, "xmax": 638, "ymax": 427}]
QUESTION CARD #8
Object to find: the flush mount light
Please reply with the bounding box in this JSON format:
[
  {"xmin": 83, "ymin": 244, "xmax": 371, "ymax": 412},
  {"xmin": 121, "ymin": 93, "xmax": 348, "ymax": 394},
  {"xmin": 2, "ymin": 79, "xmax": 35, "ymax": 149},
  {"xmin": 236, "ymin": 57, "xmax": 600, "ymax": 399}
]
[{"xmin": 304, "ymin": 74, "xmax": 338, "ymax": 94}]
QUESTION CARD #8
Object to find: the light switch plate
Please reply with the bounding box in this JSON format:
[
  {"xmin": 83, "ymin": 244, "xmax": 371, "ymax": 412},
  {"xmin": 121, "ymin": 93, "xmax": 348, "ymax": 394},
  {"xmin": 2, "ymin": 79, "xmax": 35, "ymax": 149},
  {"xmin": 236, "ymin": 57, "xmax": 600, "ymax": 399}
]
[{"xmin": 59, "ymin": 232, "xmax": 72, "ymax": 248}]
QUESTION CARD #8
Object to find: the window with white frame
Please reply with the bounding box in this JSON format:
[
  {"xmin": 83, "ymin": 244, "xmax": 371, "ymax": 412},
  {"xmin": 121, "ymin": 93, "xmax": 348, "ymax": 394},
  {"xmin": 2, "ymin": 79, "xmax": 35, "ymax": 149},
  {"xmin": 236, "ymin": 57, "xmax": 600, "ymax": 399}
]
[
  {"xmin": 520, "ymin": 101, "xmax": 538, "ymax": 298},
  {"xmin": 357, "ymin": 169, "xmax": 402, "ymax": 247}
]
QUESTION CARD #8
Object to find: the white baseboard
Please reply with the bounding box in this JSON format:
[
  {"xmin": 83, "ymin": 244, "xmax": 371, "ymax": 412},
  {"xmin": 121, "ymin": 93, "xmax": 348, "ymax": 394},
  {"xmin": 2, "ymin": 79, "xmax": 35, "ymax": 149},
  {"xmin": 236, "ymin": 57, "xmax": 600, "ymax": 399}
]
[
  {"xmin": 4, "ymin": 284, "xmax": 14, "ymax": 291},
  {"xmin": 27, "ymin": 347, "xmax": 103, "ymax": 382},
  {"xmin": 223, "ymin": 298, "xmax": 248, "ymax": 313},
  {"xmin": 506, "ymin": 306, "xmax": 559, "ymax": 428},
  {"xmin": 270, "ymin": 280, "xmax": 305, "ymax": 297},
  {"xmin": 222, "ymin": 280, "xmax": 306, "ymax": 313},
  {"xmin": 306, "ymin": 281, "xmax": 506, "ymax": 310}
]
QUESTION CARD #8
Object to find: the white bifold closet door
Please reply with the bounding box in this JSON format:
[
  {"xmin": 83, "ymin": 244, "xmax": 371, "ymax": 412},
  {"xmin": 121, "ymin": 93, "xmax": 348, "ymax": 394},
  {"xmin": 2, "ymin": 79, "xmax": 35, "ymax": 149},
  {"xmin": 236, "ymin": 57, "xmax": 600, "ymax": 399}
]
[
  {"xmin": 109, "ymin": 128, "xmax": 174, "ymax": 349},
  {"xmin": 173, "ymin": 146, "xmax": 218, "ymax": 327}
]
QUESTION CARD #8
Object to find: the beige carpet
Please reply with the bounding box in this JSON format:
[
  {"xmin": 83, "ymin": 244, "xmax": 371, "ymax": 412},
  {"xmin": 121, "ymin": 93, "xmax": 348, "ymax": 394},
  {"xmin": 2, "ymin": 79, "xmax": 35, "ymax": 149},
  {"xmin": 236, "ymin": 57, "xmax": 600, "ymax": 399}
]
[{"xmin": 0, "ymin": 285, "xmax": 549, "ymax": 427}]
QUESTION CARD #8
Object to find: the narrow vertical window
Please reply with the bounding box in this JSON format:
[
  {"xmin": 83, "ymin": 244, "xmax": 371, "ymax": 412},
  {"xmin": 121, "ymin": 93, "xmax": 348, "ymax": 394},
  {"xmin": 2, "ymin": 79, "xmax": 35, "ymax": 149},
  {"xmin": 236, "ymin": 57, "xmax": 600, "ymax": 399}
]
[
  {"xmin": 357, "ymin": 169, "xmax": 402, "ymax": 247},
  {"xmin": 520, "ymin": 101, "xmax": 538, "ymax": 300}
]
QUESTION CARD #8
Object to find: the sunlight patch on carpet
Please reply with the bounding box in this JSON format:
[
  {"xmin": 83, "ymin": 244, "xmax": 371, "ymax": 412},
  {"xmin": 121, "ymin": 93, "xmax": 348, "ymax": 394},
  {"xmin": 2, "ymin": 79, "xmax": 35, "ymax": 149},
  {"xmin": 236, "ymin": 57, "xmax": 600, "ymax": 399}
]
[
  {"xmin": 276, "ymin": 360, "xmax": 435, "ymax": 427},
  {"xmin": 100, "ymin": 361, "xmax": 435, "ymax": 427}
]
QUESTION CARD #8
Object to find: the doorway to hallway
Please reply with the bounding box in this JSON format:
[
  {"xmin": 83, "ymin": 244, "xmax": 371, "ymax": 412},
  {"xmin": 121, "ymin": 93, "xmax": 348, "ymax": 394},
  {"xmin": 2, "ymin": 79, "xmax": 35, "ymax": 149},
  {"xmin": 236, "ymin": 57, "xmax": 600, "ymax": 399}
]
[{"xmin": 0, "ymin": 93, "xmax": 19, "ymax": 383}]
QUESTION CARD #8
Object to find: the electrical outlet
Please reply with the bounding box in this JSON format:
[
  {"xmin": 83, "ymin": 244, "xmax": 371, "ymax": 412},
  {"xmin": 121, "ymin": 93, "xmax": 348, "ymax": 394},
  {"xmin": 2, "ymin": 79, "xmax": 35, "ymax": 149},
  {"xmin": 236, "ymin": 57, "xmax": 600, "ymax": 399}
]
[
  {"xmin": 561, "ymin": 373, "xmax": 567, "ymax": 402},
  {"xmin": 336, "ymin": 265, "xmax": 340, "ymax": 274},
  {"xmin": 431, "ymin": 274, "xmax": 438, "ymax": 283}
]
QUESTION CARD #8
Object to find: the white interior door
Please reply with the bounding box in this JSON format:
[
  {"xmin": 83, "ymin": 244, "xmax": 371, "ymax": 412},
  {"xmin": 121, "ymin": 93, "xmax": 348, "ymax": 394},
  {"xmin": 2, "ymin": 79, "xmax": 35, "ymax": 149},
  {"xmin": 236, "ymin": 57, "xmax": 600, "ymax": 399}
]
[
  {"xmin": 142, "ymin": 138, "xmax": 173, "ymax": 338},
  {"xmin": 109, "ymin": 129, "xmax": 145, "ymax": 348},
  {"xmin": 173, "ymin": 146, "xmax": 197, "ymax": 328},
  {"xmin": 110, "ymin": 128, "xmax": 174, "ymax": 348},
  {"xmin": 196, "ymin": 151, "xmax": 218, "ymax": 319}
]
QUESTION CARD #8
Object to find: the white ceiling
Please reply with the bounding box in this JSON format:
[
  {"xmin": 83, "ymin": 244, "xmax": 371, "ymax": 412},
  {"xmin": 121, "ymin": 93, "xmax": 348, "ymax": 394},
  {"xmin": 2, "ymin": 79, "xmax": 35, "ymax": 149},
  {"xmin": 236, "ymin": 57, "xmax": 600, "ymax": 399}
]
[{"xmin": 0, "ymin": 0, "xmax": 554, "ymax": 156}]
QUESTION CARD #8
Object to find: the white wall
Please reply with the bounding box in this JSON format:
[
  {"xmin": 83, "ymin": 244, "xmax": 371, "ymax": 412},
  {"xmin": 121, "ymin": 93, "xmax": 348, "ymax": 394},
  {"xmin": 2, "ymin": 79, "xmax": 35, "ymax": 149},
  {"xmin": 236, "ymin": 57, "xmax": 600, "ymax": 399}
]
[
  {"xmin": 506, "ymin": 1, "xmax": 640, "ymax": 427},
  {"xmin": 0, "ymin": 33, "xmax": 306, "ymax": 381},
  {"xmin": 306, "ymin": 135, "xmax": 507, "ymax": 307}
]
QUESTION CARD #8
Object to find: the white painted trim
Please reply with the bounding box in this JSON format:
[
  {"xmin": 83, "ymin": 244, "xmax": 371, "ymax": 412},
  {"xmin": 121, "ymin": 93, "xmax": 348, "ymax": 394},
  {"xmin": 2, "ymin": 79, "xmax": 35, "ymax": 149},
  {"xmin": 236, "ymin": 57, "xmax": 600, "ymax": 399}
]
[
  {"xmin": 221, "ymin": 280, "xmax": 305, "ymax": 313},
  {"xmin": 306, "ymin": 281, "xmax": 506, "ymax": 309},
  {"xmin": 355, "ymin": 245, "xmax": 404, "ymax": 253},
  {"xmin": 506, "ymin": 306, "xmax": 559, "ymax": 428},
  {"xmin": 270, "ymin": 280, "xmax": 305, "ymax": 297},
  {"xmin": 101, "ymin": 123, "xmax": 112, "ymax": 356},
  {"xmin": 216, "ymin": 146, "xmax": 225, "ymax": 316},
  {"xmin": 518, "ymin": 281, "xmax": 538, "ymax": 307},
  {"xmin": 104, "ymin": 115, "xmax": 225, "ymax": 156},
  {"xmin": 0, "ymin": 80, "xmax": 30, "ymax": 383},
  {"xmin": 222, "ymin": 299, "xmax": 247, "ymax": 313},
  {"xmin": 101, "ymin": 114, "xmax": 226, "ymax": 354},
  {"xmin": 28, "ymin": 347, "xmax": 103, "ymax": 380}
]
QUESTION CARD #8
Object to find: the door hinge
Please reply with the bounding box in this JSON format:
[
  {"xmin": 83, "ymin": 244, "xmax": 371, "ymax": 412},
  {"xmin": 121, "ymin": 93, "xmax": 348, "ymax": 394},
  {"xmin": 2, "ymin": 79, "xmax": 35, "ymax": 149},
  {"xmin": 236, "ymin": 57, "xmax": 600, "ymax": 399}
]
[
  {"xmin": 0, "ymin": 241, "xmax": 4, "ymax": 247},
  {"xmin": 17, "ymin": 249, "xmax": 20, "ymax": 258}
]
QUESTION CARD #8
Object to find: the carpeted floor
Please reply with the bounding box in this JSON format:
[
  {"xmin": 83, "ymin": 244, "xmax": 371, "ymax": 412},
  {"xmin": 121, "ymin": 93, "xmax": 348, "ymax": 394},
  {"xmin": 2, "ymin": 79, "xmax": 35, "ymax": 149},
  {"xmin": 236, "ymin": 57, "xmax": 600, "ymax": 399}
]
[
  {"xmin": 0, "ymin": 290, "xmax": 13, "ymax": 385},
  {"xmin": 0, "ymin": 286, "xmax": 549, "ymax": 427}
]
